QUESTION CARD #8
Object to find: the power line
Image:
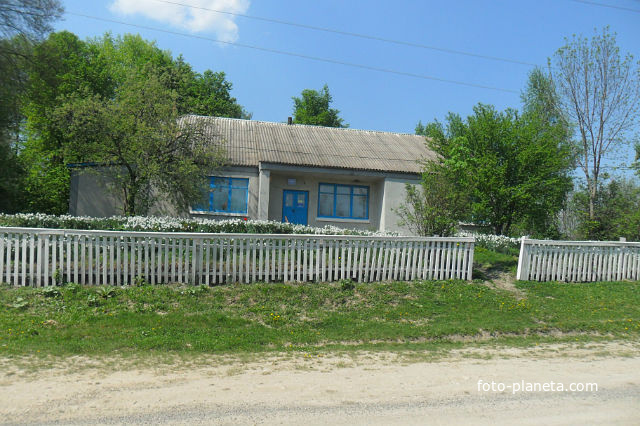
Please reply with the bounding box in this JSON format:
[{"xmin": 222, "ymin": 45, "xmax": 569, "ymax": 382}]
[
  {"xmin": 148, "ymin": 0, "xmax": 538, "ymax": 67},
  {"xmin": 568, "ymin": 0, "xmax": 640, "ymax": 13},
  {"xmin": 66, "ymin": 12, "xmax": 520, "ymax": 94}
]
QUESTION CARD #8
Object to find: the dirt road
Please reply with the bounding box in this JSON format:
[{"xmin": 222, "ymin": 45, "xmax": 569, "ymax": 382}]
[{"xmin": 1, "ymin": 342, "xmax": 639, "ymax": 425}]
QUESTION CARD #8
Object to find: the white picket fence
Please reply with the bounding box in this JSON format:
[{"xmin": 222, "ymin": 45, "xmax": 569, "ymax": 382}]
[
  {"xmin": 516, "ymin": 237, "xmax": 640, "ymax": 282},
  {"xmin": 0, "ymin": 227, "xmax": 475, "ymax": 286}
]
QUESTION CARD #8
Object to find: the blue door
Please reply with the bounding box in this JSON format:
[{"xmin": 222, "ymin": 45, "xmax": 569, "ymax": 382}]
[{"xmin": 282, "ymin": 190, "xmax": 308, "ymax": 225}]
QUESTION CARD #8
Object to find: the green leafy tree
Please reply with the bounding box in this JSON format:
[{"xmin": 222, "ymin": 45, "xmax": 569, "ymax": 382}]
[
  {"xmin": 513, "ymin": 68, "xmax": 574, "ymax": 237},
  {"xmin": 18, "ymin": 31, "xmax": 248, "ymax": 214},
  {"xmin": 0, "ymin": 123, "xmax": 25, "ymax": 212},
  {"xmin": 185, "ymin": 69, "xmax": 251, "ymax": 118},
  {"xmin": 0, "ymin": 37, "xmax": 31, "ymax": 212},
  {"xmin": 90, "ymin": 33, "xmax": 182, "ymax": 97},
  {"xmin": 550, "ymin": 27, "xmax": 640, "ymax": 222},
  {"xmin": 20, "ymin": 31, "xmax": 102, "ymax": 213},
  {"xmin": 54, "ymin": 67, "xmax": 226, "ymax": 215},
  {"xmin": 569, "ymin": 177, "xmax": 640, "ymax": 241},
  {"xmin": 417, "ymin": 101, "xmax": 572, "ymax": 237},
  {"xmin": 411, "ymin": 70, "xmax": 573, "ymax": 237},
  {"xmin": 292, "ymin": 84, "xmax": 347, "ymax": 127},
  {"xmin": 0, "ymin": 0, "xmax": 63, "ymax": 212}
]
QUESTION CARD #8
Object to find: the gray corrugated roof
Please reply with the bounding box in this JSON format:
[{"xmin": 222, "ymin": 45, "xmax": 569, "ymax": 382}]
[{"xmin": 182, "ymin": 115, "xmax": 435, "ymax": 174}]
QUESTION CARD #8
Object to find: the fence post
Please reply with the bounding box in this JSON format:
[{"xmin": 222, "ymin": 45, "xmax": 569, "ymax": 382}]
[
  {"xmin": 466, "ymin": 240, "xmax": 474, "ymax": 281},
  {"xmin": 516, "ymin": 237, "xmax": 527, "ymax": 280}
]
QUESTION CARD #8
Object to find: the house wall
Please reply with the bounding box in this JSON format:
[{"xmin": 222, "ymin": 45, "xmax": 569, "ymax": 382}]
[
  {"xmin": 262, "ymin": 165, "xmax": 421, "ymax": 234},
  {"xmin": 267, "ymin": 171, "xmax": 384, "ymax": 232},
  {"xmin": 68, "ymin": 166, "xmax": 259, "ymax": 219},
  {"xmin": 69, "ymin": 168, "xmax": 124, "ymax": 217},
  {"xmin": 68, "ymin": 164, "xmax": 421, "ymax": 235},
  {"xmin": 189, "ymin": 167, "xmax": 260, "ymax": 220},
  {"xmin": 380, "ymin": 177, "xmax": 421, "ymax": 234}
]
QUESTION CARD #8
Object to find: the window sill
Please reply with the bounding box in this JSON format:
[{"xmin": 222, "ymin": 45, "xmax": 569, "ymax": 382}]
[
  {"xmin": 190, "ymin": 210, "xmax": 248, "ymax": 217},
  {"xmin": 316, "ymin": 217, "xmax": 370, "ymax": 224}
]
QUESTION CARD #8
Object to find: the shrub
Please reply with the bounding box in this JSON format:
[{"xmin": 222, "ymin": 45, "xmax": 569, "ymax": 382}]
[
  {"xmin": 458, "ymin": 231, "xmax": 522, "ymax": 254},
  {"xmin": 0, "ymin": 213, "xmax": 394, "ymax": 236},
  {"xmin": 339, "ymin": 278, "xmax": 355, "ymax": 291}
]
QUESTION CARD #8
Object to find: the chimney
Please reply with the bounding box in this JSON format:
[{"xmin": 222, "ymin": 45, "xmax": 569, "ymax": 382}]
[{"xmin": 287, "ymin": 116, "xmax": 293, "ymax": 125}]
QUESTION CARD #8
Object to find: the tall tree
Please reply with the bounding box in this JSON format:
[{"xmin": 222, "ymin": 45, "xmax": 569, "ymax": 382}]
[
  {"xmin": 292, "ymin": 84, "xmax": 347, "ymax": 127},
  {"xmin": 185, "ymin": 69, "xmax": 251, "ymax": 119},
  {"xmin": 550, "ymin": 27, "xmax": 640, "ymax": 221},
  {"xmin": 19, "ymin": 31, "xmax": 248, "ymax": 214},
  {"xmin": 416, "ymin": 102, "xmax": 572, "ymax": 237},
  {"xmin": 0, "ymin": 0, "xmax": 63, "ymax": 212},
  {"xmin": 54, "ymin": 67, "xmax": 226, "ymax": 216},
  {"xmin": 0, "ymin": 0, "xmax": 63, "ymax": 42},
  {"xmin": 20, "ymin": 31, "xmax": 101, "ymax": 213},
  {"xmin": 568, "ymin": 177, "xmax": 640, "ymax": 241},
  {"xmin": 517, "ymin": 68, "xmax": 574, "ymax": 236}
]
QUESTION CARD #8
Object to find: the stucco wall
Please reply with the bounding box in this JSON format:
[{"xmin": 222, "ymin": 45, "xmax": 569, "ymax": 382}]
[
  {"xmin": 69, "ymin": 168, "xmax": 124, "ymax": 217},
  {"xmin": 380, "ymin": 177, "xmax": 421, "ymax": 235},
  {"xmin": 69, "ymin": 166, "xmax": 259, "ymax": 219},
  {"xmin": 69, "ymin": 165, "xmax": 421, "ymax": 235},
  {"xmin": 267, "ymin": 171, "xmax": 384, "ymax": 232}
]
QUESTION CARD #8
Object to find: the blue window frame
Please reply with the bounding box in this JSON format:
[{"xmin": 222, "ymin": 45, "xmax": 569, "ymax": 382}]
[
  {"xmin": 317, "ymin": 183, "xmax": 369, "ymax": 220},
  {"xmin": 193, "ymin": 177, "xmax": 249, "ymax": 214}
]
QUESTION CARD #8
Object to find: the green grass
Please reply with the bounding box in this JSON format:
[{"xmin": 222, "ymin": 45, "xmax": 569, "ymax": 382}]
[
  {"xmin": 1, "ymin": 273, "xmax": 639, "ymax": 357},
  {"xmin": 517, "ymin": 280, "xmax": 640, "ymax": 333},
  {"xmin": 471, "ymin": 246, "xmax": 519, "ymax": 281}
]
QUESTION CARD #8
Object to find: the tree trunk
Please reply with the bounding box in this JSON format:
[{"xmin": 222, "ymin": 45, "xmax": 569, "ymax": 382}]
[
  {"xmin": 123, "ymin": 179, "xmax": 139, "ymax": 216},
  {"xmin": 125, "ymin": 191, "xmax": 136, "ymax": 216},
  {"xmin": 588, "ymin": 177, "xmax": 597, "ymax": 221}
]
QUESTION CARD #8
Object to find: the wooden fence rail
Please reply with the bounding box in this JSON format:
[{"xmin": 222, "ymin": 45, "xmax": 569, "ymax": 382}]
[
  {"xmin": 0, "ymin": 227, "xmax": 475, "ymax": 286},
  {"xmin": 516, "ymin": 237, "xmax": 640, "ymax": 282}
]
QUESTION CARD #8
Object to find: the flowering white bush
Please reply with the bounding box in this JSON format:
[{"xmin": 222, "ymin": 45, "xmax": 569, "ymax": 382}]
[
  {"xmin": 0, "ymin": 213, "xmax": 395, "ymax": 236},
  {"xmin": 457, "ymin": 231, "xmax": 524, "ymax": 252}
]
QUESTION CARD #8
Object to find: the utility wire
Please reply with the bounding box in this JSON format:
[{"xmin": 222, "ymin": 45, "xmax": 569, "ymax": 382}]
[
  {"xmin": 148, "ymin": 0, "xmax": 538, "ymax": 67},
  {"xmin": 66, "ymin": 12, "xmax": 520, "ymax": 94},
  {"xmin": 568, "ymin": 0, "xmax": 640, "ymax": 13}
]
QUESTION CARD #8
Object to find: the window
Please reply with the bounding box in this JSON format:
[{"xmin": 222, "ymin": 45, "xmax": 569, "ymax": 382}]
[
  {"xmin": 318, "ymin": 183, "xmax": 369, "ymax": 219},
  {"xmin": 193, "ymin": 177, "xmax": 249, "ymax": 214}
]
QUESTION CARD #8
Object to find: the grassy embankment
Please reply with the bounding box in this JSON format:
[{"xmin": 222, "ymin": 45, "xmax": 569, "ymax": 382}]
[{"xmin": 1, "ymin": 247, "xmax": 639, "ymax": 357}]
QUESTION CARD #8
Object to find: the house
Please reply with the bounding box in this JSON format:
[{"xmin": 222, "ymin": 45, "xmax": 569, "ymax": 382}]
[{"xmin": 68, "ymin": 116, "xmax": 436, "ymax": 234}]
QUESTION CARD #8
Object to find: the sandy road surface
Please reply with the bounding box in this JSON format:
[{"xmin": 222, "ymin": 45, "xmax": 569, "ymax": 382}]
[{"xmin": 1, "ymin": 342, "xmax": 639, "ymax": 425}]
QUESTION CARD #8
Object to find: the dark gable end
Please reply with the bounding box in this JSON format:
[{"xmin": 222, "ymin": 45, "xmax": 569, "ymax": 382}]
[{"xmin": 181, "ymin": 115, "xmax": 435, "ymax": 174}]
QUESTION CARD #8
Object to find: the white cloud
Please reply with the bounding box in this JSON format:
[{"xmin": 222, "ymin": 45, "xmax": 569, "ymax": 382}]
[{"xmin": 109, "ymin": 0, "xmax": 250, "ymax": 42}]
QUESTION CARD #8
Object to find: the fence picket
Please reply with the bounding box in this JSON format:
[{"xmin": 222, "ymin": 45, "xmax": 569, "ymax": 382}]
[
  {"xmin": 333, "ymin": 240, "xmax": 339, "ymax": 282},
  {"xmin": 363, "ymin": 242, "xmax": 371, "ymax": 282},
  {"xmin": 21, "ymin": 235, "xmax": 27, "ymax": 286},
  {"xmin": 11, "ymin": 234, "xmax": 17, "ymax": 286},
  {"xmin": 381, "ymin": 242, "xmax": 390, "ymax": 281},
  {"xmin": 302, "ymin": 239, "xmax": 307, "ymax": 283},
  {"xmin": 399, "ymin": 242, "xmax": 406, "ymax": 280},
  {"xmin": 4, "ymin": 236, "xmax": 10, "ymax": 284},
  {"xmin": 0, "ymin": 235, "xmax": 4, "ymax": 284},
  {"xmin": 149, "ymin": 238, "xmax": 156, "ymax": 285}
]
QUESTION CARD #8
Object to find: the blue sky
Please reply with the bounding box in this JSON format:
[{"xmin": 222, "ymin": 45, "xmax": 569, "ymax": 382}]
[{"xmin": 56, "ymin": 0, "xmax": 639, "ymax": 138}]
